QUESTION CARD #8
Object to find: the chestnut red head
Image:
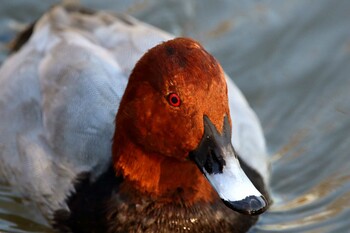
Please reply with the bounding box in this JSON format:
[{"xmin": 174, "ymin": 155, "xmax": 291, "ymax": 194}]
[
  {"xmin": 113, "ymin": 38, "xmax": 267, "ymax": 215},
  {"xmin": 115, "ymin": 38, "xmax": 229, "ymax": 159}
]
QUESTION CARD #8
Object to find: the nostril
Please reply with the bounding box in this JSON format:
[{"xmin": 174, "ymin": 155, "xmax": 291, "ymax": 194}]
[
  {"xmin": 203, "ymin": 150, "xmax": 213, "ymax": 174},
  {"xmin": 203, "ymin": 149, "xmax": 225, "ymax": 174}
]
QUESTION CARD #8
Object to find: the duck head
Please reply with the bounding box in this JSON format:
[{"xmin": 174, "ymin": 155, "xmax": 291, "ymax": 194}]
[{"xmin": 112, "ymin": 38, "xmax": 267, "ymax": 215}]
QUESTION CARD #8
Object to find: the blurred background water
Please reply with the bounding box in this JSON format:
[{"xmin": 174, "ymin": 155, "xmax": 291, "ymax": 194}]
[{"xmin": 0, "ymin": 0, "xmax": 350, "ymax": 232}]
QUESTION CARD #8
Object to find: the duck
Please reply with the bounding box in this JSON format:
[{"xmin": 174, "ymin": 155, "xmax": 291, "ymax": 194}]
[{"xmin": 0, "ymin": 5, "xmax": 270, "ymax": 233}]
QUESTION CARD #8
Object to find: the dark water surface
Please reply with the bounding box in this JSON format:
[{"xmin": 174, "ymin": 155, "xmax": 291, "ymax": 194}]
[{"xmin": 1, "ymin": 0, "xmax": 350, "ymax": 232}]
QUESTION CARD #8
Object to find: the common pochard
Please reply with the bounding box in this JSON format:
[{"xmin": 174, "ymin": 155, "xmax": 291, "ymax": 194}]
[{"xmin": 0, "ymin": 5, "xmax": 270, "ymax": 233}]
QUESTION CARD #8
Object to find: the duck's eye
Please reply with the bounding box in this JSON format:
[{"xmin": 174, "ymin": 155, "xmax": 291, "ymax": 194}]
[{"xmin": 168, "ymin": 93, "xmax": 181, "ymax": 107}]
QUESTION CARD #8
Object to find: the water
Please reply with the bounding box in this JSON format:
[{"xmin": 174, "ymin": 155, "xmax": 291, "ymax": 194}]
[{"xmin": 1, "ymin": 0, "xmax": 350, "ymax": 232}]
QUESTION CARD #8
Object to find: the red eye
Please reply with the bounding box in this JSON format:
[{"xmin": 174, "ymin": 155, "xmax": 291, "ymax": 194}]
[{"xmin": 168, "ymin": 93, "xmax": 181, "ymax": 107}]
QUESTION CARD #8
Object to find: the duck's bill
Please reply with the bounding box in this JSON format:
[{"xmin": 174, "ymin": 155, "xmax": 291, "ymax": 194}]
[{"xmin": 189, "ymin": 116, "xmax": 268, "ymax": 215}]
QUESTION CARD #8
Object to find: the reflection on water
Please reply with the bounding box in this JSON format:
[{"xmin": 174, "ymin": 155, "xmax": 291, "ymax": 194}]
[
  {"xmin": 0, "ymin": 186, "xmax": 52, "ymax": 233},
  {"xmin": 264, "ymin": 174, "xmax": 350, "ymax": 230},
  {"xmin": 274, "ymin": 173, "xmax": 350, "ymax": 212},
  {"xmin": 1, "ymin": 0, "xmax": 350, "ymax": 232}
]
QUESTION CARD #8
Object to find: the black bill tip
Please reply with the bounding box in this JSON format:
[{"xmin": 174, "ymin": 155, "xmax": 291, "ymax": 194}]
[{"xmin": 222, "ymin": 195, "xmax": 268, "ymax": 215}]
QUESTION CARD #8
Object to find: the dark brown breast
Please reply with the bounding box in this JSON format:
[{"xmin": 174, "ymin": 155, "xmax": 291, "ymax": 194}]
[
  {"xmin": 53, "ymin": 158, "xmax": 269, "ymax": 233},
  {"xmin": 106, "ymin": 190, "xmax": 258, "ymax": 233}
]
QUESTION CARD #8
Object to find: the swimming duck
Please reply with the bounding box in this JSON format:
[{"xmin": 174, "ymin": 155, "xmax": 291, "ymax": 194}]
[{"xmin": 0, "ymin": 5, "xmax": 270, "ymax": 233}]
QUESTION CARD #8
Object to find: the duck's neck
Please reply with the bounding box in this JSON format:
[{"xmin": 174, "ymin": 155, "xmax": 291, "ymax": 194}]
[{"xmin": 112, "ymin": 135, "xmax": 217, "ymax": 205}]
